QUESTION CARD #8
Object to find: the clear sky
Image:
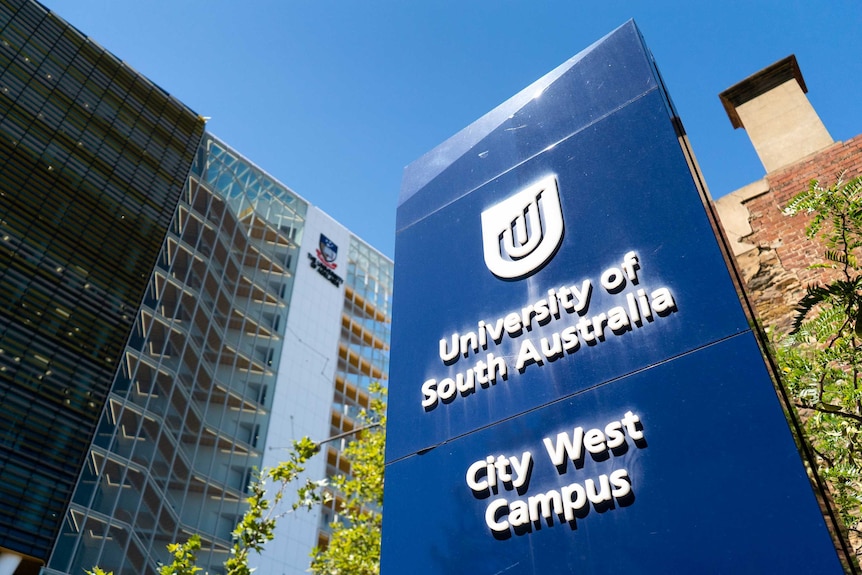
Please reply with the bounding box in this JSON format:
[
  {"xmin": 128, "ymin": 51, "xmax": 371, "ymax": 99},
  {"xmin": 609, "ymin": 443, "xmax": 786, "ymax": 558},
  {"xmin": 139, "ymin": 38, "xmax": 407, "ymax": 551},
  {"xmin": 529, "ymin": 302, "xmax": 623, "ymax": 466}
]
[{"xmin": 38, "ymin": 1, "xmax": 861, "ymax": 259}]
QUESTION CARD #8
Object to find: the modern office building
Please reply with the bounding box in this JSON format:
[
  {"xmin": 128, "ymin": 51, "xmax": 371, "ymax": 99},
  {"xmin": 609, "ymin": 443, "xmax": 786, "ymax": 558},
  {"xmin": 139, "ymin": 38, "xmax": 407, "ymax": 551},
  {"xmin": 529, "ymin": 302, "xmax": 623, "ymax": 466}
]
[
  {"xmin": 0, "ymin": 0, "xmax": 205, "ymax": 570},
  {"xmin": 0, "ymin": 1, "xmax": 392, "ymax": 574}
]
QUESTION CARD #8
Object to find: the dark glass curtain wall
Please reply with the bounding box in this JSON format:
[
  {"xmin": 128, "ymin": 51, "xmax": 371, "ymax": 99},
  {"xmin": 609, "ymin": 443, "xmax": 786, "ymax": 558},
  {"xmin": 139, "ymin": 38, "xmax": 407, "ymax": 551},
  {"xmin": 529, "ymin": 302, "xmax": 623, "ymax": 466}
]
[{"xmin": 0, "ymin": 0, "xmax": 204, "ymax": 561}]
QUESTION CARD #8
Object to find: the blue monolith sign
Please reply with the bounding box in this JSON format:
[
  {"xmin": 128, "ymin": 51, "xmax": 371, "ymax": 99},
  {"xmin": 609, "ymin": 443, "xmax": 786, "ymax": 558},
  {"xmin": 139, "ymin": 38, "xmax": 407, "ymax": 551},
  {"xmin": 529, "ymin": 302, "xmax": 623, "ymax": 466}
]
[{"xmin": 382, "ymin": 21, "xmax": 848, "ymax": 573}]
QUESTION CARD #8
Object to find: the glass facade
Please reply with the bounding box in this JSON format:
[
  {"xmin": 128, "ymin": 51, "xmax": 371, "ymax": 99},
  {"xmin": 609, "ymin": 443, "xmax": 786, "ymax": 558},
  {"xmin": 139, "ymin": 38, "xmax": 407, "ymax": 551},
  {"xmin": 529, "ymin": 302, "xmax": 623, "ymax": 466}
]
[
  {"xmin": 0, "ymin": 2, "xmax": 393, "ymax": 573},
  {"xmin": 44, "ymin": 134, "xmax": 307, "ymax": 575},
  {"xmin": 0, "ymin": 0, "xmax": 204, "ymax": 564},
  {"xmin": 318, "ymin": 239, "xmax": 392, "ymax": 547}
]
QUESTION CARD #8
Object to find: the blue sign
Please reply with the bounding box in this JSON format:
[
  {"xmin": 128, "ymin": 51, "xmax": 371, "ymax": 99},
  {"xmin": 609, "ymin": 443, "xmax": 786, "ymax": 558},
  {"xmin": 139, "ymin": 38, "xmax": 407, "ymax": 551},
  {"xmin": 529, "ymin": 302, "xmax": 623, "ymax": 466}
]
[{"xmin": 382, "ymin": 21, "xmax": 847, "ymax": 573}]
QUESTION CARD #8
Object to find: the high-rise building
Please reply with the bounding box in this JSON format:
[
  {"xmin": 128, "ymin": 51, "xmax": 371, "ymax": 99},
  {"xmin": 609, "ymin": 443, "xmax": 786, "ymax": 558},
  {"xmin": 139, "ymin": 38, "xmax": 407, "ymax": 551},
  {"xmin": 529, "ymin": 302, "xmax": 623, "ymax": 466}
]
[
  {"xmin": 0, "ymin": 2, "xmax": 392, "ymax": 574},
  {"xmin": 0, "ymin": 0, "xmax": 205, "ymax": 570}
]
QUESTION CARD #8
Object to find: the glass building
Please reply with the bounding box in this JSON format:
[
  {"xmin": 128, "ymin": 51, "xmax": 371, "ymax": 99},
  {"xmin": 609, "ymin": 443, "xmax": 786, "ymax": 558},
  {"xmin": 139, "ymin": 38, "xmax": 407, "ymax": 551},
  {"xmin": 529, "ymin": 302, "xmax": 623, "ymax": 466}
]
[
  {"xmin": 0, "ymin": 0, "xmax": 204, "ymax": 571},
  {"xmin": 0, "ymin": 2, "xmax": 393, "ymax": 574}
]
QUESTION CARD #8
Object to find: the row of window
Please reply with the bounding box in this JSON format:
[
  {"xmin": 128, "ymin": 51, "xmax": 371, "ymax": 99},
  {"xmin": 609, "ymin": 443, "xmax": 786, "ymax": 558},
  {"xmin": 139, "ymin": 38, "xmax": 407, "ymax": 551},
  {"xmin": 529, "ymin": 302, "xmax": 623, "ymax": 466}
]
[
  {"xmin": 48, "ymin": 147, "xmax": 305, "ymax": 575},
  {"xmin": 0, "ymin": 0, "xmax": 204, "ymax": 562}
]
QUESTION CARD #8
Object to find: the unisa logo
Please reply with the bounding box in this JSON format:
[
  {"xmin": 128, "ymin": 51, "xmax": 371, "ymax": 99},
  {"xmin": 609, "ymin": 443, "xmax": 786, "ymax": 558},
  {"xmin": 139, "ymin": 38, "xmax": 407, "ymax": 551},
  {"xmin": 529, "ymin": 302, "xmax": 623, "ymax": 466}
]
[{"xmin": 480, "ymin": 174, "xmax": 564, "ymax": 280}]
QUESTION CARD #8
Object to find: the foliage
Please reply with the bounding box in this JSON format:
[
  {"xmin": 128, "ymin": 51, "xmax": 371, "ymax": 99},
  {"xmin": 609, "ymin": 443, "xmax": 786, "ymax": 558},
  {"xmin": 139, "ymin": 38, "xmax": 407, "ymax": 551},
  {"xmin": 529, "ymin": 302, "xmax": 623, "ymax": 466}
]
[
  {"xmin": 308, "ymin": 383, "xmax": 386, "ymax": 575},
  {"xmin": 160, "ymin": 535, "xmax": 202, "ymax": 575},
  {"xmin": 224, "ymin": 435, "xmax": 320, "ymax": 575},
  {"xmin": 776, "ymin": 174, "xmax": 862, "ymax": 540}
]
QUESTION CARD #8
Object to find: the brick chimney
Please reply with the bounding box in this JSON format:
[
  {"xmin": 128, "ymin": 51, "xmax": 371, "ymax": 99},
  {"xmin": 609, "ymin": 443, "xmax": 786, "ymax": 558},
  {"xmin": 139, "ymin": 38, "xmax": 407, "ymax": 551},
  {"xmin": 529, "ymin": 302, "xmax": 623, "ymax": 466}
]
[{"xmin": 719, "ymin": 55, "xmax": 833, "ymax": 173}]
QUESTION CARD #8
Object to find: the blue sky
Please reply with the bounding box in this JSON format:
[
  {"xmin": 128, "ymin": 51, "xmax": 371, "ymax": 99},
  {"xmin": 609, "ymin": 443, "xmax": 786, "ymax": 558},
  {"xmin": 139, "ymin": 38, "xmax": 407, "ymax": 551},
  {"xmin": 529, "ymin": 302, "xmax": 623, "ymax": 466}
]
[{"xmin": 39, "ymin": 1, "xmax": 862, "ymax": 259}]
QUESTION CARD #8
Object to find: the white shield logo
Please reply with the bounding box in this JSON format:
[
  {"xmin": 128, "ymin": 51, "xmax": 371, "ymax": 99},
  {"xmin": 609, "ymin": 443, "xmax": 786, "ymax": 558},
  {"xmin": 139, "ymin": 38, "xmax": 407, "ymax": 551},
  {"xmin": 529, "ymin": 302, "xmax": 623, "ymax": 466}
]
[{"xmin": 481, "ymin": 175, "xmax": 564, "ymax": 279}]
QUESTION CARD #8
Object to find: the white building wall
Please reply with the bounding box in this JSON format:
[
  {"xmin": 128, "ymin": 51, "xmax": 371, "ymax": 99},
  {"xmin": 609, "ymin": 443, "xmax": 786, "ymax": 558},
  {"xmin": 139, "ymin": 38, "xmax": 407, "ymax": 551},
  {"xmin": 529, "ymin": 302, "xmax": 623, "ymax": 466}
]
[{"xmin": 253, "ymin": 206, "xmax": 351, "ymax": 574}]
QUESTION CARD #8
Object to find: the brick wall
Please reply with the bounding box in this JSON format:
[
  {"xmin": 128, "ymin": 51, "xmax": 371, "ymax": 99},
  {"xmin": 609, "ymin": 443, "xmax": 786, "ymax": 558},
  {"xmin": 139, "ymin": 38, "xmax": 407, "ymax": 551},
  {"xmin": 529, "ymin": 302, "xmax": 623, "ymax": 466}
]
[{"xmin": 733, "ymin": 134, "xmax": 862, "ymax": 333}]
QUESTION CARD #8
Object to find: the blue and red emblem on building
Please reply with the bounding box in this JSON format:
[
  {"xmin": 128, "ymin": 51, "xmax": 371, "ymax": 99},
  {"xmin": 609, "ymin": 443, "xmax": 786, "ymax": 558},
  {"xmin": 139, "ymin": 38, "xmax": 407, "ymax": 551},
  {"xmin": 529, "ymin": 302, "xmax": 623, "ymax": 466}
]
[
  {"xmin": 308, "ymin": 233, "xmax": 344, "ymax": 287},
  {"xmin": 316, "ymin": 234, "xmax": 338, "ymax": 269}
]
